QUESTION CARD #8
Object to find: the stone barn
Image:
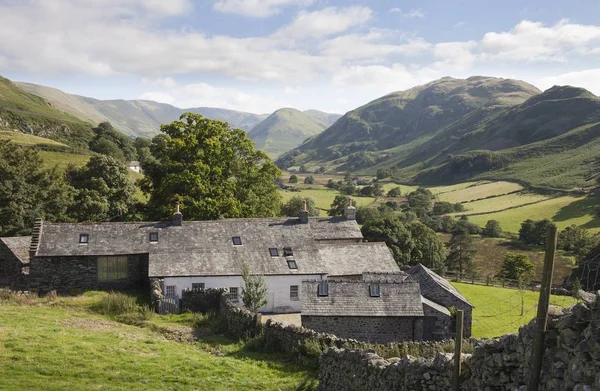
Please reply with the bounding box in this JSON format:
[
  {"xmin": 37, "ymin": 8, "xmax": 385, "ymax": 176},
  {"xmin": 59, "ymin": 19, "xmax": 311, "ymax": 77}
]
[
  {"xmin": 407, "ymin": 264, "xmax": 474, "ymax": 338},
  {"xmin": 301, "ymin": 277, "xmax": 427, "ymax": 343},
  {"xmin": 0, "ymin": 236, "xmax": 30, "ymax": 286}
]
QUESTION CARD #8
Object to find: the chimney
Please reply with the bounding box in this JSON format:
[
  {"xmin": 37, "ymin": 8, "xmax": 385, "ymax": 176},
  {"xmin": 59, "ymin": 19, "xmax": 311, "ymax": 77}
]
[
  {"xmin": 172, "ymin": 201, "xmax": 183, "ymax": 226},
  {"xmin": 344, "ymin": 199, "xmax": 356, "ymax": 220},
  {"xmin": 29, "ymin": 217, "xmax": 43, "ymax": 259},
  {"xmin": 299, "ymin": 199, "xmax": 309, "ymax": 224}
]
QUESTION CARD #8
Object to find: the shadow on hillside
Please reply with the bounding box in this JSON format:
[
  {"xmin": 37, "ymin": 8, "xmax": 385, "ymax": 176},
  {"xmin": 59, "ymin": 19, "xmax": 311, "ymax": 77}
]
[{"xmin": 553, "ymin": 194, "xmax": 600, "ymax": 229}]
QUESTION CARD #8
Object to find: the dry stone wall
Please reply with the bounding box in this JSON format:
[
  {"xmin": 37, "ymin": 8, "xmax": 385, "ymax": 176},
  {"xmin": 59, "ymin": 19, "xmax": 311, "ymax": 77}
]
[{"xmin": 317, "ymin": 296, "xmax": 600, "ymax": 390}]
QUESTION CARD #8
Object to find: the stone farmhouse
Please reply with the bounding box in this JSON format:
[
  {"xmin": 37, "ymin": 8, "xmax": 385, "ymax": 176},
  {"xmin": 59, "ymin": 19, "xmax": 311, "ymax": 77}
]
[
  {"xmin": 301, "ymin": 271, "xmax": 456, "ymax": 342},
  {"xmin": 14, "ymin": 204, "xmax": 398, "ymax": 313}
]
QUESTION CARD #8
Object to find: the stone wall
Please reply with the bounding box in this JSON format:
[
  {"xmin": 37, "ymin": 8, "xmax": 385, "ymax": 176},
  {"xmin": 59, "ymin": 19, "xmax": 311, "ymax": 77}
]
[
  {"xmin": 316, "ymin": 296, "xmax": 600, "ymax": 390},
  {"xmin": 301, "ymin": 315, "xmax": 423, "ymax": 343},
  {"xmin": 218, "ymin": 296, "xmax": 460, "ymax": 359},
  {"xmin": 0, "ymin": 242, "xmax": 23, "ymax": 282},
  {"xmin": 423, "ymin": 282, "xmax": 473, "ymax": 337},
  {"xmin": 30, "ymin": 254, "xmax": 148, "ymax": 293}
]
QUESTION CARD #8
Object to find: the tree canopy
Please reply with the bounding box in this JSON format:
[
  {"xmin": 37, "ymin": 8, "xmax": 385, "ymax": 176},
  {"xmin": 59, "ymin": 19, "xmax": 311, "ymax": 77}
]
[
  {"xmin": 328, "ymin": 195, "xmax": 357, "ymax": 216},
  {"xmin": 140, "ymin": 113, "xmax": 281, "ymax": 220},
  {"xmin": 499, "ymin": 253, "xmax": 534, "ymax": 282},
  {"xmin": 280, "ymin": 196, "xmax": 319, "ymax": 217}
]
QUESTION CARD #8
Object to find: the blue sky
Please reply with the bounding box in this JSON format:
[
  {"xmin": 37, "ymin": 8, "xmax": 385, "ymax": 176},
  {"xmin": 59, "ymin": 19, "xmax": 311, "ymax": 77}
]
[{"xmin": 1, "ymin": 0, "xmax": 600, "ymax": 114}]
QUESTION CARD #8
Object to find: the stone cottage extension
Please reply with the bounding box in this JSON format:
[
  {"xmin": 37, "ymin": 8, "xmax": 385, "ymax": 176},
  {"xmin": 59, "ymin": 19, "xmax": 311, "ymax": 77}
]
[{"xmin": 0, "ymin": 236, "xmax": 31, "ymax": 285}]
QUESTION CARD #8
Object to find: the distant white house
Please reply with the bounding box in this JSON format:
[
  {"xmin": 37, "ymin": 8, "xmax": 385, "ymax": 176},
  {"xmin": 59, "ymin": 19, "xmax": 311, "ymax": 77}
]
[{"xmin": 128, "ymin": 161, "xmax": 141, "ymax": 173}]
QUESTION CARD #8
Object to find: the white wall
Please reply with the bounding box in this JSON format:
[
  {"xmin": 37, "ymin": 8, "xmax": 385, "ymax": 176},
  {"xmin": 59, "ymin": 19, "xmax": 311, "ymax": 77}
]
[{"xmin": 163, "ymin": 274, "xmax": 324, "ymax": 313}]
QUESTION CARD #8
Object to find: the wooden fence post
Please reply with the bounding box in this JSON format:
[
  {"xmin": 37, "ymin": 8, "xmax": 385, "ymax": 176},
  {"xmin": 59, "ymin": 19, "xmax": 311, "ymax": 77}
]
[
  {"xmin": 527, "ymin": 226, "xmax": 557, "ymax": 391},
  {"xmin": 453, "ymin": 309, "xmax": 464, "ymax": 391}
]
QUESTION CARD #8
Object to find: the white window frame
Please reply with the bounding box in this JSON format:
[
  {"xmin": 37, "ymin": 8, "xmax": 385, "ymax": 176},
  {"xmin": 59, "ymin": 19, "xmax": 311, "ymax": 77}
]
[
  {"xmin": 165, "ymin": 285, "xmax": 176, "ymax": 297},
  {"xmin": 229, "ymin": 287, "xmax": 239, "ymax": 302},
  {"xmin": 290, "ymin": 285, "xmax": 299, "ymax": 300}
]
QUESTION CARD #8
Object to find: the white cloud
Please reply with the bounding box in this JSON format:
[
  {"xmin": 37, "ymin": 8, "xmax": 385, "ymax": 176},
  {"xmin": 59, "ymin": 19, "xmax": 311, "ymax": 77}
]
[
  {"xmin": 480, "ymin": 19, "xmax": 600, "ymax": 62},
  {"xmin": 141, "ymin": 77, "xmax": 178, "ymax": 88},
  {"xmin": 138, "ymin": 92, "xmax": 175, "ymax": 104},
  {"xmin": 538, "ymin": 68, "xmax": 600, "ymax": 95},
  {"xmin": 433, "ymin": 41, "xmax": 477, "ymax": 70},
  {"xmin": 277, "ymin": 6, "xmax": 373, "ymax": 38},
  {"xmin": 333, "ymin": 64, "xmax": 419, "ymax": 87},
  {"xmin": 213, "ymin": 0, "xmax": 314, "ymax": 18},
  {"xmin": 389, "ymin": 8, "xmax": 425, "ymax": 18}
]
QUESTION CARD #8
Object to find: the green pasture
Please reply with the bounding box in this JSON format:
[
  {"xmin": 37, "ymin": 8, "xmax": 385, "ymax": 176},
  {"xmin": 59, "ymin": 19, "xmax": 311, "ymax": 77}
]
[
  {"xmin": 455, "ymin": 192, "xmax": 549, "ymax": 215},
  {"xmin": 436, "ymin": 181, "xmax": 524, "ymax": 203}
]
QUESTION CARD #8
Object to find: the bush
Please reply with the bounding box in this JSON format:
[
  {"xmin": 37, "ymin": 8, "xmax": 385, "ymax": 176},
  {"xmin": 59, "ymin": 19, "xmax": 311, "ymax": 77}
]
[{"xmin": 483, "ymin": 220, "xmax": 503, "ymax": 237}]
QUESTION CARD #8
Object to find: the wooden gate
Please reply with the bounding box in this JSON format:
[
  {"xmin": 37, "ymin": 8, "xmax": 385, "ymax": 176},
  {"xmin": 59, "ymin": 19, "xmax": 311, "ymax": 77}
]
[{"xmin": 157, "ymin": 296, "xmax": 180, "ymax": 314}]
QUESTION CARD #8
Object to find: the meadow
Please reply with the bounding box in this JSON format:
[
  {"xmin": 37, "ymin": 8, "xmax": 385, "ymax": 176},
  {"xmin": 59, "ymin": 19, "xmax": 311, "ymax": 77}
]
[
  {"xmin": 451, "ymin": 282, "xmax": 577, "ymax": 338},
  {"xmin": 0, "ymin": 292, "xmax": 317, "ymax": 391}
]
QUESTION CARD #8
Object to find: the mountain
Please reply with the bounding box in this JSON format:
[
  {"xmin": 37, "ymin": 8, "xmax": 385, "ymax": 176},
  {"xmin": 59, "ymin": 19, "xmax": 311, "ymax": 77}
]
[
  {"xmin": 247, "ymin": 108, "xmax": 333, "ymax": 157},
  {"xmin": 15, "ymin": 82, "xmax": 268, "ymax": 137},
  {"xmin": 0, "ymin": 76, "xmax": 93, "ymax": 149},
  {"xmin": 303, "ymin": 110, "xmax": 342, "ymax": 128},
  {"xmin": 277, "ymin": 76, "xmax": 600, "ymax": 189}
]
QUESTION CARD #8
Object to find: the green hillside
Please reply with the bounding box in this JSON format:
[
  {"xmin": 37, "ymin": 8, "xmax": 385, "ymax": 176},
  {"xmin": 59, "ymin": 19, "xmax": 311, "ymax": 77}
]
[
  {"xmin": 0, "ymin": 77, "xmax": 94, "ymax": 149},
  {"xmin": 16, "ymin": 81, "xmax": 268, "ymax": 137},
  {"xmin": 248, "ymin": 108, "xmax": 330, "ymax": 157},
  {"xmin": 303, "ymin": 109, "xmax": 341, "ymax": 128}
]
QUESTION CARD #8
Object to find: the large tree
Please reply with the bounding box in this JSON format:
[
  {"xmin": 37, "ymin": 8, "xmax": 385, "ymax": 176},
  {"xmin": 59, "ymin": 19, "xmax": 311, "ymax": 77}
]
[
  {"xmin": 140, "ymin": 113, "xmax": 281, "ymax": 220},
  {"xmin": 328, "ymin": 195, "xmax": 357, "ymax": 217},
  {"xmin": 407, "ymin": 221, "xmax": 446, "ymax": 273},
  {"xmin": 0, "ymin": 142, "xmax": 73, "ymax": 235},
  {"xmin": 499, "ymin": 253, "xmax": 534, "ymax": 282},
  {"xmin": 66, "ymin": 155, "xmax": 137, "ymax": 222},
  {"xmin": 361, "ymin": 217, "xmax": 413, "ymax": 267},
  {"xmin": 241, "ymin": 263, "xmax": 268, "ymax": 312},
  {"xmin": 446, "ymin": 230, "xmax": 476, "ymax": 279},
  {"xmin": 280, "ymin": 196, "xmax": 319, "ymax": 217}
]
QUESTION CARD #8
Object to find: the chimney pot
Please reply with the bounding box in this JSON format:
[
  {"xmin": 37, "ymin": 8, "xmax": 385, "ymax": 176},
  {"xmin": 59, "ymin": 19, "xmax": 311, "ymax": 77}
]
[
  {"xmin": 299, "ymin": 199, "xmax": 309, "ymax": 224},
  {"xmin": 344, "ymin": 199, "xmax": 356, "ymax": 220},
  {"xmin": 173, "ymin": 201, "xmax": 183, "ymax": 226}
]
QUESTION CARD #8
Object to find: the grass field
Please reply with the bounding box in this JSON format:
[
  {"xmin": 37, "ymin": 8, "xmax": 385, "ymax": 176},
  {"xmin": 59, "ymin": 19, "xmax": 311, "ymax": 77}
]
[
  {"xmin": 0, "ymin": 130, "xmax": 67, "ymax": 146},
  {"xmin": 279, "ymin": 188, "xmax": 376, "ymax": 214},
  {"xmin": 455, "ymin": 192, "xmax": 549, "ymax": 215},
  {"xmin": 436, "ymin": 181, "xmax": 524, "ymax": 203},
  {"xmin": 452, "ymin": 282, "xmax": 577, "ymax": 338},
  {"xmin": 0, "ymin": 293, "xmax": 317, "ymax": 391},
  {"xmin": 38, "ymin": 150, "xmax": 91, "ymax": 170}
]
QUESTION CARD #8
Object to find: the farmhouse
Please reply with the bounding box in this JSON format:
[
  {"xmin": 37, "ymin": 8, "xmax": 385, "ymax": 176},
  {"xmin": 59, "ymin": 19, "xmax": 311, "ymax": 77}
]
[
  {"xmin": 301, "ymin": 271, "xmax": 454, "ymax": 342},
  {"xmin": 27, "ymin": 204, "xmax": 401, "ymax": 312},
  {"xmin": 127, "ymin": 160, "xmax": 141, "ymax": 173}
]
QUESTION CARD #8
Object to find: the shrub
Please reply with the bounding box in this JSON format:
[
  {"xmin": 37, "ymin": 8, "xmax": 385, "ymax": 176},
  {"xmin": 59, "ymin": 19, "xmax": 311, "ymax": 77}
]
[
  {"xmin": 483, "ymin": 220, "xmax": 503, "ymax": 237},
  {"xmin": 95, "ymin": 291, "xmax": 139, "ymax": 316}
]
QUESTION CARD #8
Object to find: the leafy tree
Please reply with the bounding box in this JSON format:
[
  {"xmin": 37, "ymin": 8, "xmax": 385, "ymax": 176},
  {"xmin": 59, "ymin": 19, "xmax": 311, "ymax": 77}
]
[
  {"xmin": 140, "ymin": 113, "xmax": 281, "ymax": 220},
  {"xmin": 499, "ymin": 253, "xmax": 534, "ymax": 282},
  {"xmin": 432, "ymin": 202, "xmax": 455, "ymax": 215},
  {"xmin": 372, "ymin": 183, "xmax": 384, "ymax": 197},
  {"xmin": 387, "ymin": 187, "xmax": 401, "ymax": 197},
  {"xmin": 339, "ymin": 183, "xmax": 356, "ymax": 195},
  {"xmin": 361, "ymin": 217, "xmax": 413, "ymax": 267},
  {"xmin": 328, "ymin": 195, "xmax": 357, "ymax": 216},
  {"xmin": 241, "ymin": 263, "xmax": 268, "ymax": 312},
  {"xmin": 89, "ymin": 122, "xmax": 136, "ymax": 162},
  {"xmin": 454, "ymin": 218, "xmax": 482, "ymax": 235},
  {"xmin": 440, "ymin": 216, "xmax": 456, "ymax": 233},
  {"xmin": 519, "ymin": 218, "xmax": 555, "ymax": 246},
  {"xmin": 407, "ymin": 221, "xmax": 446, "ymax": 273},
  {"xmin": 280, "ymin": 196, "xmax": 319, "ymax": 217},
  {"xmin": 376, "ymin": 168, "xmax": 391, "ymax": 179},
  {"xmin": 407, "ymin": 188, "xmax": 433, "ymax": 210},
  {"xmin": 299, "ymin": 165, "xmax": 308, "ymax": 174},
  {"xmin": 289, "ymin": 175, "xmax": 299, "ymax": 183},
  {"xmin": 316, "ymin": 166, "xmax": 326, "ymax": 174},
  {"xmin": 558, "ymin": 225, "xmax": 592, "ymax": 257},
  {"xmin": 67, "ymin": 155, "xmax": 137, "ymax": 222},
  {"xmin": 359, "ymin": 186, "xmax": 375, "ymax": 197},
  {"xmin": 304, "ymin": 176, "xmax": 315, "ymax": 185},
  {"xmin": 356, "ymin": 206, "xmax": 383, "ymax": 225},
  {"xmin": 483, "ymin": 220, "xmax": 503, "ymax": 238},
  {"xmin": 0, "ymin": 142, "xmax": 73, "ymax": 236},
  {"xmin": 446, "ymin": 230, "xmax": 476, "ymax": 279}
]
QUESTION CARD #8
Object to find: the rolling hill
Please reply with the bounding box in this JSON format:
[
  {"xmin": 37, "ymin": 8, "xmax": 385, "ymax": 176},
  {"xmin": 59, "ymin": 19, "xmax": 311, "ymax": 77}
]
[
  {"xmin": 277, "ymin": 76, "xmax": 600, "ymax": 190},
  {"xmin": 16, "ymin": 81, "xmax": 268, "ymax": 137},
  {"xmin": 247, "ymin": 108, "xmax": 335, "ymax": 157}
]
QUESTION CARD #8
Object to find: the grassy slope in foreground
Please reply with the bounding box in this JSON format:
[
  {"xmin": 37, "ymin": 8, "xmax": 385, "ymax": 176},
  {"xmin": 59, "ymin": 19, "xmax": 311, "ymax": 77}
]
[
  {"xmin": 452, "ymin": 282, "xmax": 577, "ymax": 338},
  {"xmin": 0, "ymin": 294, "xmax": 316, "ymax": 391}
]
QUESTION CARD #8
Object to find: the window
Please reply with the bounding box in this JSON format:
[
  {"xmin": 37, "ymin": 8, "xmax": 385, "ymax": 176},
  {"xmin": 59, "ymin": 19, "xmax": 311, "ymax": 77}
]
[
  {"xmin": 149, "ymin": 232, "xmax": 159, "ymax": 242},
  {"xmin": 229, "ymin": 287, "xmax": 239, "ymax": 302},
  {"xmin": 192, "ymin": 283, "xmax": 205, "ymax": 290},
  {"xmin": 79, "ymin": 234, "xmax": 89, "ymax": 244},
  {"xmin": 317, "ymin": 281, "xmax": 328, "ymax": 297},
  {"xmin": 97, "ymin": 256, "xmax": 127, "ymax": 281},
  {"xmin": 269, "ymin": 248, "xmax": 279, "ymax": 257},
  {"xmin": 369, "ymin": 283, "xmax": 380, "ymax": 297},
  {"xmin": 165, "ymin": 285, "xmax": 176, "ymax": 297},
  {"xmin": 283, "ymin": 247, "xmax": 293, "ymax": 256},
  {"xmin": 287, "ymin": 260, "xmax": 298, "ymax": 269},
  {"xmin": 232, "ymin": 236, "xmax": 242, "ymax": 245},
  {"xmin": 290, "ymin": 285, "xmax": 299, "ymax": 300}
]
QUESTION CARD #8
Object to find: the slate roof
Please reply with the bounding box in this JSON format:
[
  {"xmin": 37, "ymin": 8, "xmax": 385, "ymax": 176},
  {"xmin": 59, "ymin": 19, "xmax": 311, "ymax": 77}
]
[
  {"xmin": 421, "ymin": 296, "xmax": 451, "ymax": 316},
  {"xmin": 406, "ymin": 264, "xmax": 473, "ymax": 307},
  {"xmin": 0, "ymin": 236, "xmax": 32, "ymax": 264},
  {"xmin": 317, "ymin": 242, "xmax": 400, "ymax": 277},
  {"xmin": 301, "ymin": 279, "xmax": 424, "ymax": 317}
]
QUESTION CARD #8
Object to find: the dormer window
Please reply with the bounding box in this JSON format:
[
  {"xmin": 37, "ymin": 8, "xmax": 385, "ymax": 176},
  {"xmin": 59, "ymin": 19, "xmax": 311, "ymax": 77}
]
[
  {"xmin": 149, "ymin": 232, "xmax": 159, "ymax": 242},
  {"xmin": 283, "ymin": 247, "xmax": 293, "ymax": 256},
  {"xmin": 79, "ymin": 234, "xmax": 89, "ymax": 244},
  {"xmin": 232, "ymin": 236, "xmax": 242, "ymax": 245},
  {"xmin": 369, "ymin": 283, "xmax": 380, "ymax": 297},
  {"xmin": 287, "ymin": 260, "xmax": 298, "ymax": 269},
  {"xmin": 317, "ymin": 281, "xmax": 328, "ymax": 297},
  {"xmin": 269, "ymin": 248, "xmax": 279, "ymax": 257}
]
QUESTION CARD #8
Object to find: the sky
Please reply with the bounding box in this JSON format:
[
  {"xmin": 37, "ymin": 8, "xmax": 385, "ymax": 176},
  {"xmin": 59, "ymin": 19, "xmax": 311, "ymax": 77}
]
[{"xmin": 1, "ymin": 0, "xmax": 600, "ymax": 114}]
